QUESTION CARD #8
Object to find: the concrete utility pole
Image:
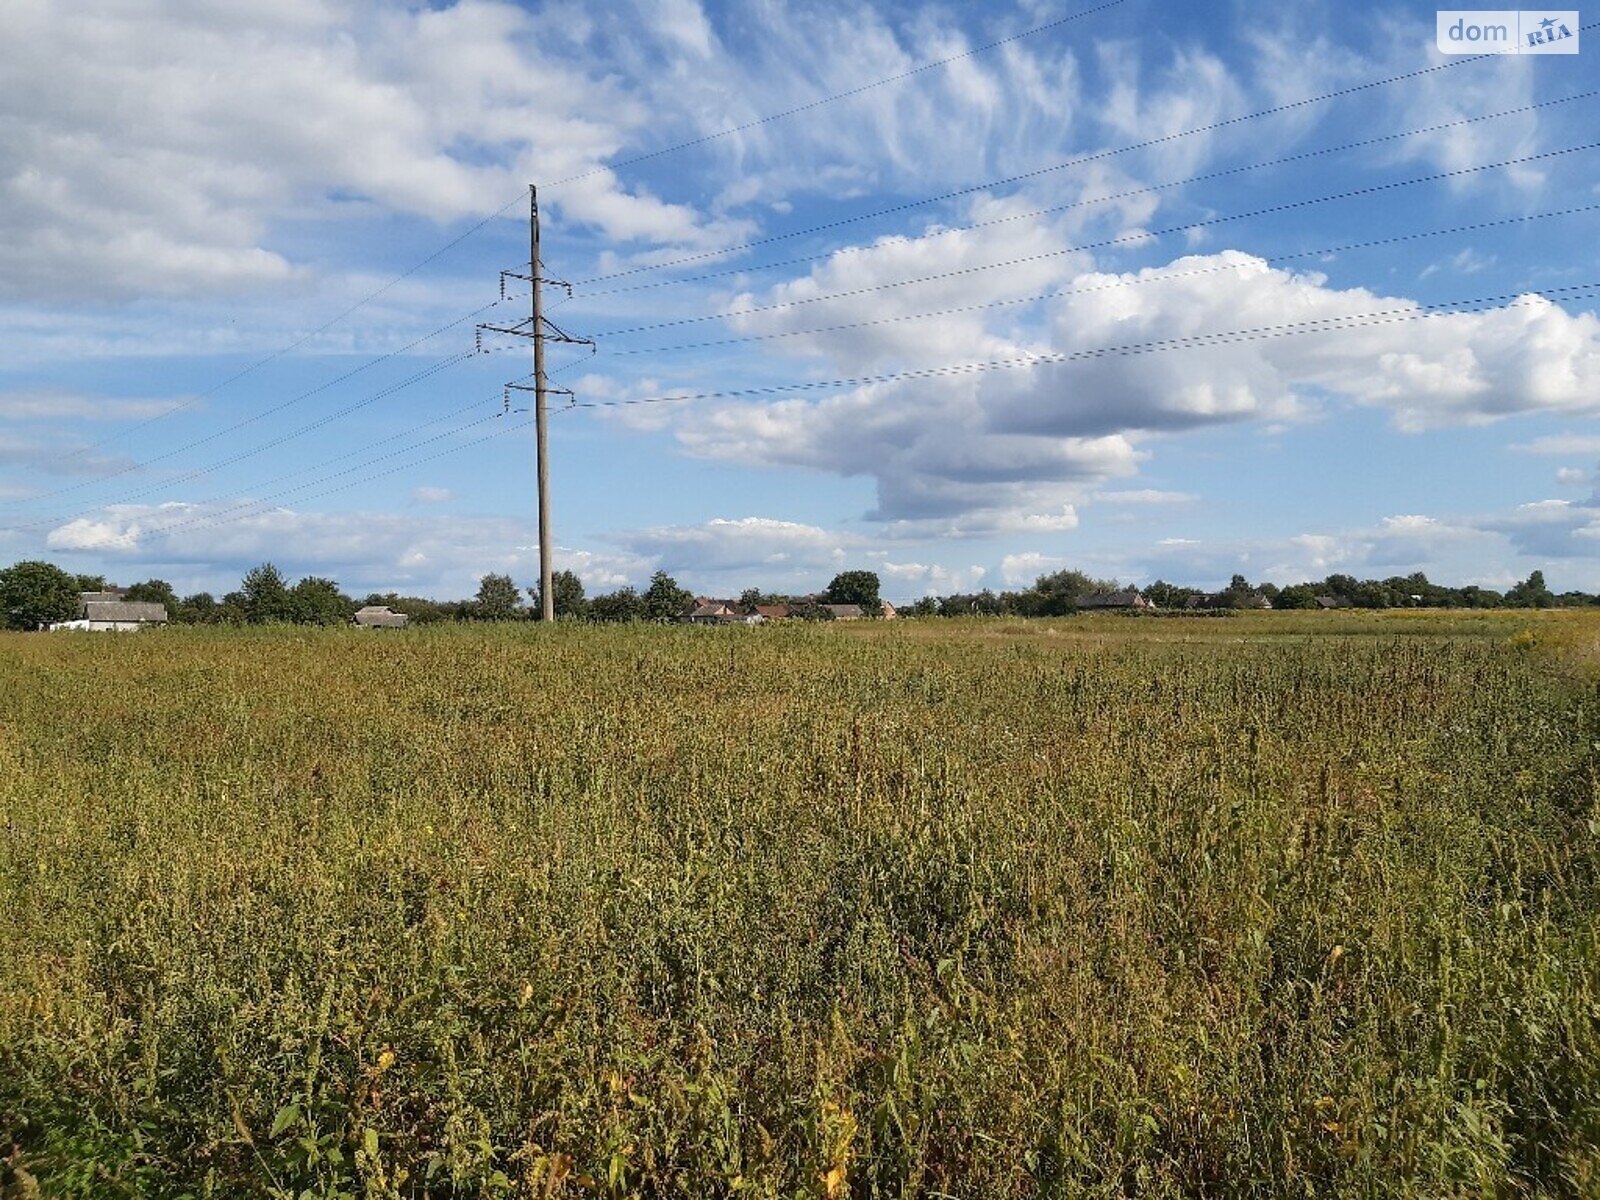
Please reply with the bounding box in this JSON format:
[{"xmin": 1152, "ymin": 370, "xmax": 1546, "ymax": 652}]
[
  {"xmin": 530, "ymin": 184, "xmax": 552, "ymax": 623},
  {"xmin": 478, "ymin": 187, "xmax": 592, "ymax": 622}
]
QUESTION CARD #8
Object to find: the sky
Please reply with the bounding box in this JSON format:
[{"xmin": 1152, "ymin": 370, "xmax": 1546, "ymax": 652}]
[{"xmin": 2, "ymin": 0, "xmax": 1599, "ymax": 602}]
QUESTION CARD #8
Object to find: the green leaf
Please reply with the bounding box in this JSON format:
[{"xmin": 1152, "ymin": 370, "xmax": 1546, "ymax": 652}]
[
  {"xmin": 269, "ymin": 1104, "xmax": 300, "ymax": 1139},
  {"xmin": 363, "ymin": 1127, "xmax": 379, "ymax": 1157}
]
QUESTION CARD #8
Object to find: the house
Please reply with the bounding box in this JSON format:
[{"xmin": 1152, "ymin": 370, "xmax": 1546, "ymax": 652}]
[
  {"xmin": 681, "ymin": 599, "xmax": 766, "ymax": 625},
  {"xmin": 354, "ymin": 605, "xmax": 409, "ymax": 628},
  {"xmin": 1076, "ymin": 590, "xmax": 1151, "ymax": 611},
  {"xmin": 822, "ymin": 604, "xmax": 864, "ymax": 621},
  {"xmin": 1185, "ymin": 592, "xmax": 1272, "ymax": 611},
  {"xmin": 51, "ymin": 597, "xmax": 168, "ymax": 632},
  {"xmin": 1314, "ymin": 595, "xmax": 1346, "ymax": 610},
  {"xmin": 752, "ymin": 603, "xmax": 792, "ymax": 621},
  {"xmin": 880, "ymin": 601, "xmax": 898, "ymax": 620}
]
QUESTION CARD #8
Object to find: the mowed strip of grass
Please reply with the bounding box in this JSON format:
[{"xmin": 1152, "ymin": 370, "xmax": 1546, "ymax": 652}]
[{"xmin": 1, "ymin": 613, "xmax": 1597, "ymax": 1198}]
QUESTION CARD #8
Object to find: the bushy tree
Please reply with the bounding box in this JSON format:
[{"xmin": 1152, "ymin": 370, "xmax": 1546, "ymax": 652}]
[
  {"xmin": 589, "ymin": 587, "xmax": 645, "ymax": 623},
  {"xmin": 240, "ymin": 563, "xmax": 293, "ymax": 623},
  {"xmin": 823, "ymin": 570, "xmax": 883, "ymax": 616},
  {"xmin": 289, "ymin": 576, "xmax": 353, "ymax": 626},
  {"xmin": 124, "ymin": 578, "xmax": 178, "ymax": 620},
  {"xmin": 177, "ymin": 592, "xmax": 220, "ymax": 624},
  {"xmin": 0, "ymin": 560, "xmax": 80, "ymax": 630},
  {"xmin": 529, "ymin": 569, "xmax": 587, "ymax": 619},
  {"xmin": 643, "ymin": 571, "xmax": 692, "ymax": 622},
  {"xmin": 1506, "ymin": 570, "xmax": 1554, "ymax": 609},
  {"xmin": 475, "ymin": 573, "xmax": 524, "ymax": 621}
]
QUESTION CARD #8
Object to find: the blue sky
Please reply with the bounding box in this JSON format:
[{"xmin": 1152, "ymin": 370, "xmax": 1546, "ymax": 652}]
[{"xmin": 2, "ymin": 0, "xmax": 1598, "ymax": 601}]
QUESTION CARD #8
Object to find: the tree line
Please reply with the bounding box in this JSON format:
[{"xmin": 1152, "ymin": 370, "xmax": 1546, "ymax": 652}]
[
  {"xmin": 0, "ymin": 556, "xmax": 1585, "ymax": 632},
  {"xmin": 903, "ymin": 568, "xmax": 1582, "ymax": 616},
  {"xmin": 0, "ymin": 561, "xmax": 885, "ymax": 630}
]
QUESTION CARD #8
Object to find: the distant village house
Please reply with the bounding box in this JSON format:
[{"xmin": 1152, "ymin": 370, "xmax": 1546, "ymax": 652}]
[
  {"xmin": 354, "ymin": 605, "xmax": 409, "ymax": 628},
  {"xmin": 50, "ymin": 589, "xmax": 169, "ymax": 632}
]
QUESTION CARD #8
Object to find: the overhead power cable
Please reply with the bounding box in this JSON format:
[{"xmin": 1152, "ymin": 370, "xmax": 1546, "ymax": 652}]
[
  {"xmin": 2, "ymin": 291, "xmax": 529, "ymax": 512},
  {"xmin": 569, "ymin": 76, "xmax": 1597, "ymax": 289},
  {"xmin": 20, "ymin": 283, "xmax": 1598, "ymax": 546},
  {"xmin": 557, "ymin": 282, "xmax": 1600, "ymax": 411},
  {"xmin": 6, "ymin": 347, "xmax": 486, "ymax": 534},
  {"xmin": 576, "ymin": 206, "xmax": 1600, "ymax": 357},
  {"xmin": 572, "ymin": 141, "xmax": 1600, "ymax": 308}
]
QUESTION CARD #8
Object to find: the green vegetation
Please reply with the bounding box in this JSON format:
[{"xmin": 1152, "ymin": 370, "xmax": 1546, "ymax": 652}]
[{"xmin": 2, "ymin": 612, "xmax": 1598, "ymax": 1197}]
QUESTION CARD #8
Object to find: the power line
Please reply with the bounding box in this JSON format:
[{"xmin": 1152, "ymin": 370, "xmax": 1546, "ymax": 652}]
[
  {"xmin": 5, "ymin": 357, "xmax": 492, "ymax": 536},
  {"xmin": 569, "ymin": 64, "xmax": 1594, "ymax": 289},
  {"xmin": 559, "ymin": 283, "xmax": 1600, "ymax": 411},
  {"xmin": 26, "ymin": 283, "xmax": 1598, "ymax": 547},
  {"xmin": 2, "ymin": 290, "xmax": 528, "ymax": 512},
  {"xmin": 45, "ymin": 195, "xmax": 531, "ymax": 473},
  {"xmin": 111, "ymin": 406, "xmax": 518, "ymax": 544},
  {"xmin": 569, "ymin": 141, "xmax": 1600, "ymax": 312},
  {"xmin": 565, "ymin": 205, "xmax": 1600, "ymax": 357}
]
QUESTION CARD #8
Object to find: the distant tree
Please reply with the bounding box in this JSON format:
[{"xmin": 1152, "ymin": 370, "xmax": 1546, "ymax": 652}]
[
  {"xmin": 823, "ymin": 570, "xmax": 883, "ymax": 616},
  {"xmin": 289, "ymin": 576, "xmax": 353, "ymax": 626},
  {"xmin": 643, "ymin": 571, "xmax": 693, "ymax": 622},
  {"xmin": 739, "ymin": 587, "xmax": 786, "ymax": 611},
  {"xmin": 908, "ymin": 596, "xmax": 940, "ymax": 617},
  {"xmin": 788, "ymin": 597, "xmax": 830, "ymax": 621},
  {"xmin": 0, "ymin": 560, "xmax": 80, "ymax": 630},
  {"xmin": 475, "ymin": 573, "xmax": 524, "ymax": 620},
  {"xmin": 73, "ymin": 573, "xmax": 107, "ymax": 592},
  {"xmin": 937, "ymin": 589, "xmax": 1003, "ymax": 617},
  {"xmin": 240, "ymin": 563, "xmax": 294, "ymax": 623},
  {"xmin": 1274, "ymin": 583, "xmax": 1320, "ymax": 610},
  {"xmin": 219, "ymin": 591, "xmax": 251, "ymax": 626},
  {"xmin": 589, "ymin": 587, "xmax": 646, "ymax": 623},
  {"xmin": 529, "ymin": 569, "xmax": 587, "ymax": 619},
  {"xmin": 176, "ymin": 592, "xmax": 219, "ymax": 625},
  {"xmin": 1506, "ymin": 570, "xmax": 1555, "ymax": 609},
  {"xmin": 124, "ymin": 578, "xmax": 178, "ymax": 620}
]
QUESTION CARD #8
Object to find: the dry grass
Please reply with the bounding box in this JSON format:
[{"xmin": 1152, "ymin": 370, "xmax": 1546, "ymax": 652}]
[{"xmin": 1, "ymin": 612, "xmax": 1597, "ymax": 1197}]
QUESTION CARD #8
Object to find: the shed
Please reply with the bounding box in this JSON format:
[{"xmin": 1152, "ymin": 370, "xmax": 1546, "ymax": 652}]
[
  {"xmin": 57, "ymin": 600, "xmax": 169, "ymax": 631},
  {"xmin": 1076, "ymin": 590, "xmax": 1150, "ymax": 611},
  {"xmin": 354, "ymin": 605, "xmax": 409, "ymax": 628},
  {"xmin": 822, "ymin": 604, "xmax": 864, "ymax": 620}
]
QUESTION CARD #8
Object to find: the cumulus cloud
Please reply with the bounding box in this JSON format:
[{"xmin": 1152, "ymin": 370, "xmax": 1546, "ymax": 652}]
[
  {"xmin": 34, "ymin": 500, "xmax": 645, "ymax": 596},
  {"xmin": 662, "ymin": 246, "xmax": 1600, "ymax": 530},
  {"xmin": 411, "ymin": 486, "xmax": 453, "ymax": 504},
  {"xmin": 0, "ymin": 0, "xmax": 750, "ymax": 302},
  {"xmin": 607, "ymin": 516, "xmax": 859, "ymax": 576}
]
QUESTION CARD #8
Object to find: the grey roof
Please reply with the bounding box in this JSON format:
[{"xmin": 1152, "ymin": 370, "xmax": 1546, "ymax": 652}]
[
  {"xmin": 84, "ymin": 600, "xmax": 167, "ymax": 623},
  {"xmin": 1077, "ymin": 590, "xmax": 1146, "ymax": 609},
  {"xmin": 79, "ymin": 589, "xmax": 126, "ymax": 604},
  {"xmin": 354, "ymin": 606, "xmax": 408, "ymax": 627},
  {"xmin": 822, "ymin": 604, "xmax": 863, "ymax": 619}
]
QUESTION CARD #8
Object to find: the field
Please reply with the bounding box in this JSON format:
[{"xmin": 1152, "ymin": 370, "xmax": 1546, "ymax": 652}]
[{"xmin": 2, "ymin": 612, "xmax": 1598, "ymax": 1198}]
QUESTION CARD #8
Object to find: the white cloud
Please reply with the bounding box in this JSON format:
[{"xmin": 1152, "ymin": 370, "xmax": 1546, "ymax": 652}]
[
  {"xmin": 664, "ymin": 247, "xmax": 1600, "ymax": 530},
  {"xmin": 878, "ymin": 559, "xmax": 987, "ymax": 595},
  {"xmin": 411, "ymin": 485, "xmax": 453, "ymax": 504},
  {"xmin": 1092, "ymin": 488, "xmax": 1197, "ymax": 505},
  {"xmin": 0, "ymin": 390, "xmax": 186, "ymax": 422},
  {"xmin": 607, "ymin": 516, "xmax": 859, "ymax": 576},
  {"xmin": 0, "ymin": 0, "xmax": 750, "ymax": 302},
  {"xmin": 33, "ymin": 499, "xmax": 649, "ymax": 597},
  {"xmin": 1512, "ymin": 433, "xmax": 1600, "ymax": 455}
]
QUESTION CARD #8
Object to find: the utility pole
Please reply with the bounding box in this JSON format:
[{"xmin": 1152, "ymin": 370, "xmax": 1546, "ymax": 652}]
[
  {"xmin": 478, "ymin": 186, "xmax": 592, "ymax": 622},
  {"xmin": 530, "ymin": 184, "xmax": 552, "ymax": 622}
]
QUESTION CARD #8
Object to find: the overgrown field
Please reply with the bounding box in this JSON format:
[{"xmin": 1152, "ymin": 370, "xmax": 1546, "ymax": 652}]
[{"xmin": 2, "ymin": 613, "xmax": 1598, "ymax": 1197}]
